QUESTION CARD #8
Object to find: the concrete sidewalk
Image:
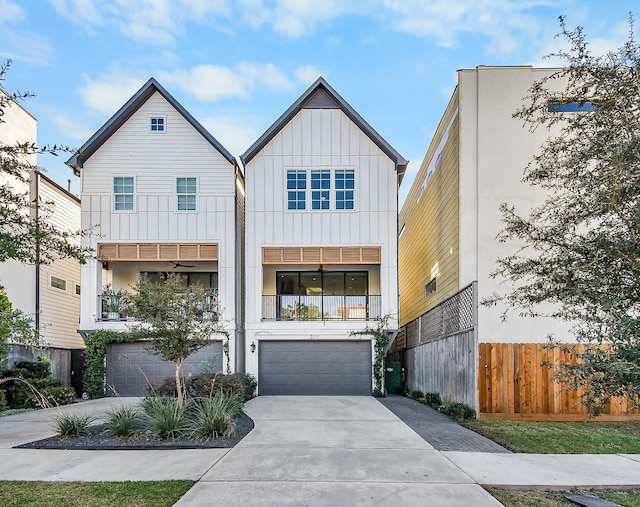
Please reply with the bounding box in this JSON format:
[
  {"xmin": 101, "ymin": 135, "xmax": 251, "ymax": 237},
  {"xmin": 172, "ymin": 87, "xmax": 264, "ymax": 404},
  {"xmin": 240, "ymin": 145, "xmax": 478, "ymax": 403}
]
[{"xmin": 0, "ymin": 396, "xmax": 639, "ymax": 506}]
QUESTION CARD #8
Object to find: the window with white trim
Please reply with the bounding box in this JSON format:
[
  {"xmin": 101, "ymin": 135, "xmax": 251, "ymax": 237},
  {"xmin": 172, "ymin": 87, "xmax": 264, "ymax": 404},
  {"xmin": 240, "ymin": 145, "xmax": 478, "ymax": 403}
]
[
  {"xmin": 177, "ymin": 177, "xmax": 197, "ymax": 211},
  {"xmin": 311, "ymin": 170, "xmax": 330, "ymax": 210},
  {"xmin": 287, "ymin": 170, "xmax": 307, "ymax": 210},
  {"xmin": 335, "ymin": 169, "xmax": 355, "ymax": 210},
  {"xmin": 114, "ymin": 177, "xmax": 134, "ymax": 211},
  {"xmin": 150, "ymin": 116, "xmax": 165, "ymax": 132},
  {"xmin": 51, "ymin": 276, "xmax": 67, "ymax": 291}
]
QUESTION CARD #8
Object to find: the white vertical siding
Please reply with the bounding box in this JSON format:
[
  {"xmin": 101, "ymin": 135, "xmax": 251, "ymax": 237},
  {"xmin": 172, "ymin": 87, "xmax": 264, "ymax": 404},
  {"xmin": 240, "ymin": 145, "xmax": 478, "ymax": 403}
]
[
  {"xmin": 244, "ymin": 107, "xmax": 400, "ymax": 377},
  {"xmin": 79, "ymin": 91, "xmax": 237, "ymax": 339}
]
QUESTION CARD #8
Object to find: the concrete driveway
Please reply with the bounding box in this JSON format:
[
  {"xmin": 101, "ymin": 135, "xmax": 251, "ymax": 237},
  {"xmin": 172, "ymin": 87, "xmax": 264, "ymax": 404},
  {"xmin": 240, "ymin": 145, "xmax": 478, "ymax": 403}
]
[{"xmin": 174, "ymin": 396, "xmax": 500, "ymax": 506}]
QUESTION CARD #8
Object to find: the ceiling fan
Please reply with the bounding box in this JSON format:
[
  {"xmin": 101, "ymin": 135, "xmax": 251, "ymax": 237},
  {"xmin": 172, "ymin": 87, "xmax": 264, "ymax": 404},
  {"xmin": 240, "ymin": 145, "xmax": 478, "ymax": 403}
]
[{"xmin": 172, "ymin": 262, "xmax": 195, "ymax": 268}]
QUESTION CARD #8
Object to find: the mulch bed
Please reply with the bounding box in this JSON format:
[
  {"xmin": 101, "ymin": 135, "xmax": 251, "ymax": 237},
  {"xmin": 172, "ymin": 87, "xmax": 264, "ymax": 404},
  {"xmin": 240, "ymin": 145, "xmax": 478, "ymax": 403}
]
[{"xmin": 15, "ymin": 411, "xmax": 254, "ymax": 450}]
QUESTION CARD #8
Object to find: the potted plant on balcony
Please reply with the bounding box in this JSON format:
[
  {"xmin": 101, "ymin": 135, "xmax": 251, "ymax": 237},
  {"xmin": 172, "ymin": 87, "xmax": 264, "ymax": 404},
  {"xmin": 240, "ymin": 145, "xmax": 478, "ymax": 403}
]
[{"xmin": 102, "ymin": 285, "xmax": 127, "ymax": 320}]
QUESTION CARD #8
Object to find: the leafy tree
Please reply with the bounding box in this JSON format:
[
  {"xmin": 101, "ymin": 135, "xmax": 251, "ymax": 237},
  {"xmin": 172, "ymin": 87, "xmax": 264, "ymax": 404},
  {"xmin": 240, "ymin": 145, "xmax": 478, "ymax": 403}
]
[
  {"xmin": 0, "ymin": 59, "xmax": 91, "ymax": 265},
  {"xmin": 0, "ymin": 287, "xmax": 38, "ymax": 362},
  {"xmin": 127, "ymin": 273, "xmax": 227, "ymax": 407},
  {"xmin": 486, "ymin": 16, "xmax": 640, "ymax": 414}
]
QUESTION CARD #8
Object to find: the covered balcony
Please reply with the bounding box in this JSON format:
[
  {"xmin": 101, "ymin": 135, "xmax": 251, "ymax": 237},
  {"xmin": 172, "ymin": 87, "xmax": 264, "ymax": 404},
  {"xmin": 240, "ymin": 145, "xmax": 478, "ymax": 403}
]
[
  {"xmin": 261, "ymin": 245, "xmax": 383, "ymax": 322},
  {"xmin": 96, "ymin": 242, "xmax": 220, "ymax": 323}
]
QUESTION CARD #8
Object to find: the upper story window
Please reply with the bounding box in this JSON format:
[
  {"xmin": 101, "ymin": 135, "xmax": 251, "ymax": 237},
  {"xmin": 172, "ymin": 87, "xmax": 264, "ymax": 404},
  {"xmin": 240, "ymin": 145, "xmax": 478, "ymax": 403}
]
[
  {"xmin": 287, "ymin": 169, "xmax": 356, "ymax": 211},
  {"xmin": 50, "ymin": 276, "xmax": 67, "ymax": 291},
  {"xmin": 311, "ymin": 170, "xmax": 330, "ymax": 210},
  {"xmin": 177, "ymin": 177, "xmax": 197, "ymax": 211},
  {"xmin": 335, "ymin": 170, "xmax": 355, "ymax": 210},
  {"xmin": 114, "ymin": 176, "xmax": 134, "ymax": 211},
  {"xmin": 150, "ymin": 116, "xmax": 165, "ymax": 132},
  {"xmin": 548, "ymin": 101, "xmax": 597, "ymax": 113},
  {"xmin": 287, "ymin": 170, "xmax": 307, "ymax": 210}
]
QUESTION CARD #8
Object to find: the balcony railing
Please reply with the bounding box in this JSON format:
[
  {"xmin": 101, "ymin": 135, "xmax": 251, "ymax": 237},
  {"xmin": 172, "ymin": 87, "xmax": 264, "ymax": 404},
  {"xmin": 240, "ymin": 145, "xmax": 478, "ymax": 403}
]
[
  {"xmin": 262, "ymin": 294, "xmax": 381, "ymax": 321},
  {"xmin": 99, "ymin": 290, "xmax": 219, "ymax": 322}
]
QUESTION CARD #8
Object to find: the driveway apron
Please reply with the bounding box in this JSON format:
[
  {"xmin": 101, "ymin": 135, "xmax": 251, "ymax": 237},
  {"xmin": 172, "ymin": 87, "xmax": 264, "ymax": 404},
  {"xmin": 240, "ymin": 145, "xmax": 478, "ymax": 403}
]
[{"xmin": 175, "ymin": 396, "xmax": 501, "ymax": 507}]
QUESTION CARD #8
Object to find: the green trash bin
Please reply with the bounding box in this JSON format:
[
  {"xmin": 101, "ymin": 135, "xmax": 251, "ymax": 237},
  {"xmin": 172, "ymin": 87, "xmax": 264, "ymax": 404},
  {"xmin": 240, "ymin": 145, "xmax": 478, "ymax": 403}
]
[{"xmin": 384, "ymin": 361, "xmax": 402, "ymax": 394}]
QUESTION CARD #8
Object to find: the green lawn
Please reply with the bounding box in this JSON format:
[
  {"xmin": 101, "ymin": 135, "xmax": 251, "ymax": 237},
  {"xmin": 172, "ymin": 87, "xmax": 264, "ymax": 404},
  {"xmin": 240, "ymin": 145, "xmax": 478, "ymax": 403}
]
[
  {"xmin": 462, "ymin": 419, "xmax": 640, "ymax": 453},
  {"xmin": 488, "ymin": 488, "xmax": 640, "ymax": 507},
  {"xmin": 0, "ymin": 480, "xmax": 195, "ymax": 507}
]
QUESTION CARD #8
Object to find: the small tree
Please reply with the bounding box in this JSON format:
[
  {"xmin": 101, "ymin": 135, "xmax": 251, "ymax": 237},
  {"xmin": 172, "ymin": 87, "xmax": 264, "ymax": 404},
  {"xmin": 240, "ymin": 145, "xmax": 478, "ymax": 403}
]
[
  {"xmin": 486, "ymin": 15, "xmax": 640, "ymax": 414},
  {"xmin": 127, "ymin": 273, "xmax": 226, "ymax": 407}
]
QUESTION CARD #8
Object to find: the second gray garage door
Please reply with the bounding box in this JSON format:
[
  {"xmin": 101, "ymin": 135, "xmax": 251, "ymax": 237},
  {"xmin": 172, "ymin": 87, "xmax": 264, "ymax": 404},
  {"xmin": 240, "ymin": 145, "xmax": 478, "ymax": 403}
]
[{"xmin": 258, "ymin": 340, "xmax": 372, "ymax": 395}]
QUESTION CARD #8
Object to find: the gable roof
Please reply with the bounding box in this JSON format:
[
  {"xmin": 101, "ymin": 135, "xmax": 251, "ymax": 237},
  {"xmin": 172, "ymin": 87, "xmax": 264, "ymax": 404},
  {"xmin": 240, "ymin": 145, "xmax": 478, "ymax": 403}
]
[
  {"xmin": 66, "ymin": 78, "xmax": 234, "ymax": 174},
  {"xmin": 241, "ymin": 77, "xmax": 408, "ymax": 185}
]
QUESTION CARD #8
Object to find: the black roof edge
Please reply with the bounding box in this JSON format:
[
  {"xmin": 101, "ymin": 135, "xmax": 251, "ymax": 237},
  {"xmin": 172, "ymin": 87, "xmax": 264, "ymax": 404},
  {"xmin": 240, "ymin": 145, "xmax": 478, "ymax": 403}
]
[
  {"xmin": 241, "ymin": 77, "xmax": 408, "ymax": 182},
  {"xmin": 66, "ymin": 78, "xmax": 235, "ymax": 173}
]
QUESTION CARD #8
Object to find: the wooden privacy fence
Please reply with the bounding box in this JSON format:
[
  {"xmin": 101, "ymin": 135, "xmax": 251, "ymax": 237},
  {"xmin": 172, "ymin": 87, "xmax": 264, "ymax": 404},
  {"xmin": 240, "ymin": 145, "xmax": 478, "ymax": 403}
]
[{"xmin": 479, "ymin": 343, "xmax": 639, "ymax": 420}]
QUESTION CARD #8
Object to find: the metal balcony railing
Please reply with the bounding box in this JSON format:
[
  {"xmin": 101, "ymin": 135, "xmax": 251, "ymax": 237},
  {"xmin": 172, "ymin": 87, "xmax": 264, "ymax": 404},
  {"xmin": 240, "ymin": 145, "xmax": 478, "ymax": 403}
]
[
  {"xmin": 99, "ymin": 289, "xmax": 219, "ymax": 322},
  {"xmin": 262, "ymin": 294, "xmax": 382, "ymax": 321}
]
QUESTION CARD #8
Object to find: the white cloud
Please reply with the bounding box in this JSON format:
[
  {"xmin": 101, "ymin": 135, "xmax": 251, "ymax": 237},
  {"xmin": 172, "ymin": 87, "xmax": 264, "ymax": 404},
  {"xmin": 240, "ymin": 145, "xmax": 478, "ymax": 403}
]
[
  {"xmin": 78, "ymin": 74, "xmax": 146, "ymax": 116},
  {"xmin": 270, "ymin": 0, "xmax": 367, "ymax": 37},
  {"xmin": 199, "ymin": 112, "xmax": 262, "ymax": 155},
  {"xmin": 294, "ymin": 65, "xmax": 325, "ymax": 85},
  {"xmin": 383, "ymin": 0, "xmax": 555, "ymax": 56},
  {"xmin": 159, "ymin": 63, "xmax": 297, "ymax": 102},
  {"xmin": 47, "ymin": 110, "xmax": 95, "ymax": 141},
  {"xmin": 0, "ymin": 31, "xmax": 55, "ymax": 66},
  {"xmin": 0, "ymin": 0, "xmax": 24, "ymax": 25},
  {"xmin": 48, "ymin": 0, "xmax": 232, "ymax": 47}
]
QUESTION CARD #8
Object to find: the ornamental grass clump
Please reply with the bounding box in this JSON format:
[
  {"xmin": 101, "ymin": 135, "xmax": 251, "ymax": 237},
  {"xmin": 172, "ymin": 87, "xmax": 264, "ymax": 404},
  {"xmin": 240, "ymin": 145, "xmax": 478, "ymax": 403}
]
[
  {"xmin": 105, "ymin": 405, "xmax": 145, "ymax": 437},
  {"xmin": 141, "ymin": 396, "xmax": 189, "ymax": 439},
  {"xmin": 53, "ymin": 413, "xmax": 94, "ymax": 437},
  {"xmin": 188, "ymin": 391, "xmax": 243, "ymax": 440}
]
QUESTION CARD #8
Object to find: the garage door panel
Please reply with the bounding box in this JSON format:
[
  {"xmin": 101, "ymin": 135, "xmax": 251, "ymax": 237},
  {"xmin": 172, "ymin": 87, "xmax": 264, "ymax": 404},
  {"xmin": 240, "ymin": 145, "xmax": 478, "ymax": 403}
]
[
  {"xmin": 106, "ymin": 341, "xmax": 223, "ymax": 397},
  {"xmin": 259, "ymin": 340, "xmax": 371, "ymax": 396}
]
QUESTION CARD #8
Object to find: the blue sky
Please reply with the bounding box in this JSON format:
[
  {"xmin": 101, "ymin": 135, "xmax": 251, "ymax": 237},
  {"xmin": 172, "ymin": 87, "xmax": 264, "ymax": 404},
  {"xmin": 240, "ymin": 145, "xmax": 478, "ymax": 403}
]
[{"xmin": 0, "ymin": 0, "xmax": 637, "ymax": 203}]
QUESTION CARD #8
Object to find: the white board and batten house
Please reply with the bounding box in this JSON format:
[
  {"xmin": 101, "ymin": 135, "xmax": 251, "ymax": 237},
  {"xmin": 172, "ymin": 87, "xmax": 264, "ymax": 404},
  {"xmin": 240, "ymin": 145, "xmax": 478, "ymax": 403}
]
[
  {"xmin": 241, "ymin": 77, "xmax": 407, "ymax": 395},
  {"xmin": 66, "ymin": 78, "xmax": 244, "ymax": 396},
  {"xmin": 0, "ymin": 90, "xmax": 83, "ymax": 386}
]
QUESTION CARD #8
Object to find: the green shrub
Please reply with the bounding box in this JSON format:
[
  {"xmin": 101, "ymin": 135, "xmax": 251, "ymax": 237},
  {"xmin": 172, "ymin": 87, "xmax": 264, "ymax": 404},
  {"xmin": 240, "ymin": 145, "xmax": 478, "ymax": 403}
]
[
  {"xmin": 188, "ymin": 391, "xmax": 243, "ymax": 440},
  {"xmin": 38, "ymin": 386, "xmax": 76, "ymax": 407},
  {"xmin": 106, "ymin": 405, "xmax": 145, "ymax": 437},
  {"xmin": 409, "ymin": 390, "xmax": 424, "ymax": 400},
  {"xmin": 53, "ymin": 413, "xmax": 94, "ymax": 437},
  {"xmin": 192, "ymin": 373, "xmax": 253, "ymax": 400},
  {"xmin": 141, "ymin": 396, "xmax": 190, "ymax": 439},
  {"xmin": 0, "ymin": 389, "xmax": 6, "ymax": 411},
  {"xmin": 15, "ymin": 357, "xmax": 51, "ymax": 379},
  {"xmin": 424, "ymin": 392, "xmax": 442, "ymax": 408},
  {"xmin": 440, "ymin": 402, "xmax": 476, "ymax": 421}
]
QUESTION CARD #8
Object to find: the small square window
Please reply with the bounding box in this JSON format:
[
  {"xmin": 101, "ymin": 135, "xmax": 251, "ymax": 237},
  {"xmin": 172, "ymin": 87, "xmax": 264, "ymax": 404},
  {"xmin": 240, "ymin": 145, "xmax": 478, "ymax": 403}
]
[
  {"xmin": 75, "ymin": 284, "xmax": 81, "ymax": 295},
  {"xmin": 150, "ymin": 117, "xmax": 165, "ymax": 131}
]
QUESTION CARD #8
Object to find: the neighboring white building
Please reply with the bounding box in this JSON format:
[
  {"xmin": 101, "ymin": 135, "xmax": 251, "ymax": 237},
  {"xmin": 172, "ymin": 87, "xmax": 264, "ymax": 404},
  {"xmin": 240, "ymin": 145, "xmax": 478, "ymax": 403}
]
[
  {"xmin": 67, "ymin": 78, "xmax": 243, "ymax": 396},
  {"xmin": 241, "ymin": 77, "xmax": 407, "ymax": 395},
  {"xmin": 0, "ymin": 90, "xmax": 83, "ymax": 387}
]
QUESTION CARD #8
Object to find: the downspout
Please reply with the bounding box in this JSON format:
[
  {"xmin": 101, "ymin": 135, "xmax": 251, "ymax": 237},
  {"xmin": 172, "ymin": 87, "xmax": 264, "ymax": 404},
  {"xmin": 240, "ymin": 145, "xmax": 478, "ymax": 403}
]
[{"xmin": 34, "ymin": 172, "xmax": 40, "ymax": 334}]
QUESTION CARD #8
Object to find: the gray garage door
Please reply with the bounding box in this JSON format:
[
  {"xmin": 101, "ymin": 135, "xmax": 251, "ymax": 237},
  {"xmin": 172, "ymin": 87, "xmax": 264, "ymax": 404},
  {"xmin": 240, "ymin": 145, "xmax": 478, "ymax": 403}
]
[
  {"xmin": 259, "ymin": 340, "xmax": 372, "ymax": 395},
  {"xmin": 106, "ymin": 341, "xmax": 223, "ymax": 396}
]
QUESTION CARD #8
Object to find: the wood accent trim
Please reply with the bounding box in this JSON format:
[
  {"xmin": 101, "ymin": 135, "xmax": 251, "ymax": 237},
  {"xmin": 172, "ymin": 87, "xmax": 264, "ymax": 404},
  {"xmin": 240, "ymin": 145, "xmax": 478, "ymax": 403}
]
[
  {"xmin": 261, "ymin": 246, "xmax": 382, "ymax": 265},
  {"xmin": 98, "ymin": 243, "xmax": 218, "ymax": 261}
]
